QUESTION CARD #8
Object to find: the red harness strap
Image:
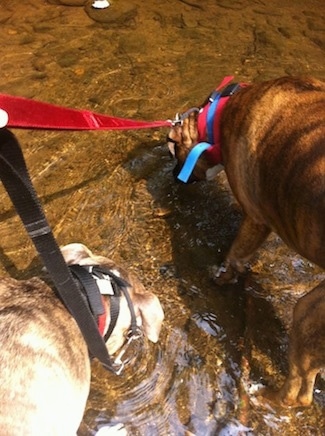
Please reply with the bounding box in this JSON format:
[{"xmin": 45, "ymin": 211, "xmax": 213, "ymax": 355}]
[
  {"xmin": 197, "ymin": 76, "xmax": 234, "ymax": 142},
  {"xmin": 197, "ymin": 78, "xmax": 248, "ymax": 165},
  {"xmin": 199, "ymin": 95, "xmax": 230, "ymax": 165},
  {"xmin": 98, "ymin": 297, "xmax": 108, "ymax": 336},
  {"xmin": 0, "ymin": 93, "xmax": 171, "ymax": 131}
]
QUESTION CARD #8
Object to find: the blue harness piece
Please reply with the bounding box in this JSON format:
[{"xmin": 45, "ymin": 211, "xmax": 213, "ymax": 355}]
[
  {"xmin": 206, "ymin": 91, "xmax": 221, "ymax": 144},
  {"xmin": 177, "ymin": 93, "xmax": 221, "ymax": 183},
  {"xmin": 177, "ymin": 141, "xmax": 212, "ymax": 183}
]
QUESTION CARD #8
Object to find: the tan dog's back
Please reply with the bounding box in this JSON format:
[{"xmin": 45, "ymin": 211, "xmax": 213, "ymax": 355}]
[
  {"xmin": 0, "ymin": 243, "xmax": 164, "ymax": 433},
  {"xmin": 0, "ymin": 277, "xmax": 90, "ymax": 435}
]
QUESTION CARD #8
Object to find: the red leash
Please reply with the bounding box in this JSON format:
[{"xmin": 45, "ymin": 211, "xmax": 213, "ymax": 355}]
[{"xmin": 0, "ymin": 93, "xmax": 172, "ymax": 131}]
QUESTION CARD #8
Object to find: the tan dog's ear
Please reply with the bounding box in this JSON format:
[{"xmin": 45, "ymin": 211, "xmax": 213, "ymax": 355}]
[
  {"xmin": 60, "ymin": 243, "xmax": 93, "ymax": 264},
  {"xmin": 135, "ymin": 293, "xmax": 164, "ymax": 343},
  {"xmin": 60, "ymin": 243, "xmax": 108, "ymax": 266}
]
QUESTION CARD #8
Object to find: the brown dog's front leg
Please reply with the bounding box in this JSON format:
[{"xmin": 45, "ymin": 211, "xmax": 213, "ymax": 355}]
[{"xmin": 212, "ymin": 215, "xmax": 271, "ymax": 285}]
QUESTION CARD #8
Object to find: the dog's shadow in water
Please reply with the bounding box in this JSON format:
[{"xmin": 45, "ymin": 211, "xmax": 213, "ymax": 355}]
[{"xmin": 124, "ymin": 138, "xmax": 289, "ymax": 391}]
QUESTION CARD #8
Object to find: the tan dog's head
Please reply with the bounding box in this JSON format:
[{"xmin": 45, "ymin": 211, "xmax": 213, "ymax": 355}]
[
  {"xmin": 61, "ymin": 243, "xmax": 164, "ymax": 354},
  {"xmin": 168, "ymin": 111, "xmax": 224, "ymax": 183}
]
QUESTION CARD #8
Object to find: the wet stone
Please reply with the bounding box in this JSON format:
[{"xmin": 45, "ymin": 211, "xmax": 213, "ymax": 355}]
[
  {"xmin": 19, "ymin": 33, "xmax": 35, "ymax": 45},
  {"xmin": 48, "ymin": 0, "xmax": 87, "ymax": 5},
  {"xmin": 84, "ymin": 2, "xmax": 137, "ymax": 26},
  {"xmin": 217, "ymin": 0, "xmax": 245, "ymax": 10},
  {"xmin": 181, "ymin": 13, "xmax": 198, "ymax": 28},
  {"xmin": 0, "ymin": 11, "xmax": 13, "ymax": 24},
  {"xmin": 56, "ymin": 50, "xmax": 80, "ymax": 68}
]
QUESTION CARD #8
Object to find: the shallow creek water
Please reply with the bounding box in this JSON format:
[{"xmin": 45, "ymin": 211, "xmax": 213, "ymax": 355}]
[{"xmin": 0, "ymin": 0, "xmax": 324, "ymax": 434}]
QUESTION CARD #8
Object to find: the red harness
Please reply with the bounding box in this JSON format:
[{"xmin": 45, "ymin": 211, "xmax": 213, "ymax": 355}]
[
  {"xmin": 98, "ymin": 297, "xmax": 108, "ymax": 336},
  {"xmin": 175, "ymin": 77, "xmax": 247, "ymax": 183},
  {"xmin": 197, "ymin": 77, "xmax": 247, "ymax": 165}
]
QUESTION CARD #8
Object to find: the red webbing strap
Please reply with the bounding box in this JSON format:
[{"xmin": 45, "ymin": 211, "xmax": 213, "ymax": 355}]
[
  {"xmin": 197, "ymin": 76, "xmax": 234, "ymax": 142},
  {"xmin": 0, "ymin": 128, "xmax": 117, "ymax": 372},
  {"xmin": 0, "ymin": 93, "xmax": 172, "ymax": 131}
]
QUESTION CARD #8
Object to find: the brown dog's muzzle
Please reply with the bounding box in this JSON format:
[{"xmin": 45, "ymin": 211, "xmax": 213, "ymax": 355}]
[
  {"xmin": 168, "ymin": 135, "xmax": 212, "ymax": 183},
  {"xmin": 166, "ymin": 134, "xmax": 185, "ymax": 182}
]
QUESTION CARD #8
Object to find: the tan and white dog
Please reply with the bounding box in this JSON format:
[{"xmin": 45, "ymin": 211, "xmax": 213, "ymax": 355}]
[
  {"xmin": 167, "ymin": 76, "xmax": 325, "ymax": 407},
  {"xmin": 0, "ymin": 243, "xmax": 164, "ymax": 435}
]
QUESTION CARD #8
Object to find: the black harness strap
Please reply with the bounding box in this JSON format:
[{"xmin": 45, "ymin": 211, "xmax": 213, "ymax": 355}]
[
  {"xmin": 90, "ymin": 266, "xmax": 138, "ymax": 340},
  {"xmin": 69, "ymin": 264, "xmax": 121, "ymax": 343},
  {"xmin": 104, "ymin": 295, "xmax": 120, "ymax": 343},
  {"xmin": 0, "ymin": 128, "xmax": 116, "ymax": 372}
]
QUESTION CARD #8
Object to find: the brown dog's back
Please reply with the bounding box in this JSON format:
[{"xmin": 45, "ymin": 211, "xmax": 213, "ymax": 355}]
[{"xmin": 221, "ymin": 77, "xmax": 325, "ymax": 268}]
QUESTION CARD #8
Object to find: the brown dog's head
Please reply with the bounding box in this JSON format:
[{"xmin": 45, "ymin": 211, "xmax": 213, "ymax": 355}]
[
  {"xmin": 167, "ymin": 111, "xmax": 224, "ymax": 183},
  {"xmin": 61, "ymin": 243, "xmax": 164, "ymax": 354}
]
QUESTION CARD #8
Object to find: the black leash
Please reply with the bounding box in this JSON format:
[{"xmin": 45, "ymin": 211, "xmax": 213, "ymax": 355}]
[
  {"xmin": 69, "ymin": 264, "xmax": 107, "ymax": 320},
  {"xmin": 0, "ymin": 128, "xmax": 117, "ymax": 373}
]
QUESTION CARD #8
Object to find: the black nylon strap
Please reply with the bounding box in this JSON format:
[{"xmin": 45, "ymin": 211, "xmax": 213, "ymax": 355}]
[
  {"xmin": 120, "ymin": 284, "xmax": 138, "ymax": 335},
  {"xmin": 69, "ymin": 264, "xmax": 105, "ymax": 318},
  {"xmin": 220, "ymin": 83, "xmax": 241, "ymax": 97},
  {"xmin": 104, "ymin": 295, "xmax": 120, "ymax": 343},
  {"xmin": 69, "ymin": 264, "xmax": 121, "ymax": 343},
  {"xmin": 0, "ymin": 128, "xmax": 116, "ymax": 372},
  {"xmin": 88, "ymin": 266, "xmax": 123, "ymax": 342},
  {"xmin": 92, "ymin": 266, "xmax": 138, "ymax": 336}
]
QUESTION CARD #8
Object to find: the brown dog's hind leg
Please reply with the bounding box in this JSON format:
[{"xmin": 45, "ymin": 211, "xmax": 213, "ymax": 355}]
[
  {"xmin": 279, "ymin": 365, "xmax": 319, "ymax": 407},
  {"xmin": 212, "ymin": 215, "xmax": 271, "ymax": 285},
  {"xmin": 276, "ymin": 281, "xmax": 325, "ymax": 407}
]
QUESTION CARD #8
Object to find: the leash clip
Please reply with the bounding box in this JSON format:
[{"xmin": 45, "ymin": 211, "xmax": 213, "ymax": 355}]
[
  {"xmin": 171, "ymin": 112, "xmax": 183, "ymax": 126},
  {"xmin": 113, "ymin": 327, "xmax": 143, "ymax": 375},
  {"xmin": 171, "ymin": 107, "xmax": 201, "ymax": 126}
]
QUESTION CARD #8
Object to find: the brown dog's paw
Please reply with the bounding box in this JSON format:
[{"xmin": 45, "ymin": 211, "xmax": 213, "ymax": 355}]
[
  {"xmin": 209, "ymin": 263, "xmax": 240, "ymax": 285},
  {"xmin": 256, "ymin": 385, "xmax": 312, "ymax": 408}
]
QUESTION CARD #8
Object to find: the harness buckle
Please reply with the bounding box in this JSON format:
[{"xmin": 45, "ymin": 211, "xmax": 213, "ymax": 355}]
[
  {"xmin": 220, "ymin": 83, "xmax": 240, "ymax": 97},
  {"xmin": 209, "ymin": 90, "xmax": 220, "ymax": 103}
]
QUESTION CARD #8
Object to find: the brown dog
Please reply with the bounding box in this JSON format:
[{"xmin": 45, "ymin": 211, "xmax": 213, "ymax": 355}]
[
  {"xmin": 0, "ymin": 243, "xmax": 164, "ymax": 434},
  {"xmin": 167, "ymin": 76, "xmax": 325, "ymax": 407}
]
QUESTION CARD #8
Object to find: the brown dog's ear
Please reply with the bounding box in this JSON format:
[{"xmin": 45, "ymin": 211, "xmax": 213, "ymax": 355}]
[
  {"xmin": 167, "ymin": 135, "xmax": 178, "ymax": 157},
  {"xmin": 167, "ymin": 123, "xmax": 183, "ymax": 156},
  {"xmin": 182, "ymin": 112, "xmax": 198, "ymax": 148},
  {"xmin": 135, "ymin": 293, "xmax": 164, "ymax": 343}
]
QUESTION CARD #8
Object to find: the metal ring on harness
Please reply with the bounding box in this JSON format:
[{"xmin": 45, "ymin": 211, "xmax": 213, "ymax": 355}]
[{"xmin": 171, "ymin": 107, "xmax": 201, "ymax": 126}]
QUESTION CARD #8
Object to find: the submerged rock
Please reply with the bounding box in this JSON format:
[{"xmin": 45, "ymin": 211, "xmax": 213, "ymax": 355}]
[{"xmin": 84, "ymin": 1, "xmax": 137, "ymax": 26}]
